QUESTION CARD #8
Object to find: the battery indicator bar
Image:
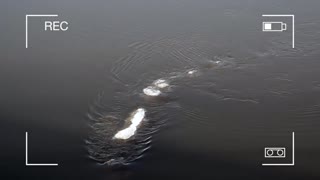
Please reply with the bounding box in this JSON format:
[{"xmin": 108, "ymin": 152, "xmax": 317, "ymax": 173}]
[{"xmin": 263, "ymin": 22, "xmax": 287, "ymax": 32}]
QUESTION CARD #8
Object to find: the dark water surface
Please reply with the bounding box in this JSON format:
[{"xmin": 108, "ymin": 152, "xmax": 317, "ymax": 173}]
[{"xmin": 2, "ymin": 0, "xmax": 320, "ymax": 179}]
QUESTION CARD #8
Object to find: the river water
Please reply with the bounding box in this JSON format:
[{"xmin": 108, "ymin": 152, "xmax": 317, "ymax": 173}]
[{"xmin": 2, "ymin": 0, "xmax": 320, "ymax": 179}]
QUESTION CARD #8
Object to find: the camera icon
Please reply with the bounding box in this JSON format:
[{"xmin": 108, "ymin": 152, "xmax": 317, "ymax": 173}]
[{"xmin": 264, "ymin": 147, "xmax": 286, "ymax": 158}]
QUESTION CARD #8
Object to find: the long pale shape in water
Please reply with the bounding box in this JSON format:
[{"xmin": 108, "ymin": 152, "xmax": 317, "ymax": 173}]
[
  {"xmin": 153, "ymin": 79, "xmax": 169, "ymax": 88},
  {"xmin": 113, "ymin": 108, "xmax": 146, "ymax": 140},
  {"xmin": 143, "ymin": 86, "xmax": 161, "ymax": 96}
]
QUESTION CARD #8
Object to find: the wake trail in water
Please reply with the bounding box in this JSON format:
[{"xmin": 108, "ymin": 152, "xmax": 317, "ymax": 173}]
[{"xmin": 86, "ymin": 36, "xmax": 249, "ymax": 166}]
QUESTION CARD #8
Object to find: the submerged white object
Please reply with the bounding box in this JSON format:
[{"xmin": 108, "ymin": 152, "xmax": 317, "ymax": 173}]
[
  {"xmin": 188, "ymin": 70, "xmax": 197, "ymax": 75},
  {"xmin": 143, "ymin": 86, "xmax": 161, "ymax": 96},
  {"xmin": 153, "ymin": 79, "xmax": 169, "ymax": 88},
  {"xmin": 130, "ymin": 108, "xmax": 146, "ymax": 126},
  {"xmin": 113, "ymin": 108, "xmax": 146, "ymax": 140},
  {"xmin": 113, "ymin": 126, "xmax": 137, "ymax": 140}
]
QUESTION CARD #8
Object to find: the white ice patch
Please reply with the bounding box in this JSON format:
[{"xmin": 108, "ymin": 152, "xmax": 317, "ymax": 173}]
[
  {"xmin": 113, "ymin": 108, "xmax": 146, "ymax": 140},
  {"xmin": 153, "ymin": 79, "xmax": 169, "ymax": 88},
  {"xmin": 143, "ymin": 86, "xmax": 161, "ymax": 96}
]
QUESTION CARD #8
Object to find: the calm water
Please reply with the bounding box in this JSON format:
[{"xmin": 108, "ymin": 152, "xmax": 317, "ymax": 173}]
[{"xmin": 2, "ymin": 0, "xmax": 320, "ymax": 179}]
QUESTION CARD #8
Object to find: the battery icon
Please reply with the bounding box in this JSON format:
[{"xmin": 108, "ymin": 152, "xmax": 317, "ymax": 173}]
[{"xmin": 262, "ymin": 22, "xmax": 287, "ymax": 32}]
